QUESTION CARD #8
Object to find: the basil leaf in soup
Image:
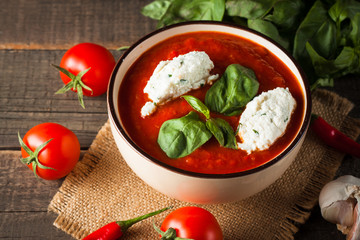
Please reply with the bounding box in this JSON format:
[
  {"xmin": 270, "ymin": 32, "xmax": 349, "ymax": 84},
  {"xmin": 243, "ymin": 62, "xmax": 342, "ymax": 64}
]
[
  {"xmin": 206, "ymin": 118, "xmax": 237, "ymax": 149},
  {"xmin": 182, "ymin": 95, "xmax": 210, "ymax": 119},
  {"xmin": 205, "ymin": 64, "xmax": 259, "ymax": 116},
  {"xmin": 158, "ymin": 111, "xmax": 212, "ymax": 158}
]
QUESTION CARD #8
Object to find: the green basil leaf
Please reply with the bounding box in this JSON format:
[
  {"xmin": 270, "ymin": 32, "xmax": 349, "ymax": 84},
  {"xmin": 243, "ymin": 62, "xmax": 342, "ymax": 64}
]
[
  {"xmin": 182, "ymin": 95, "xmax": 210, "ymax": 119},
  {"xmin": 205, "ymin": 64, "xmax": 259, "ymax": 116},
  {"xmin": 248, "ymin": 19, "xmax": 289, "ymax": 49},
  {"xmin": 264, "ymin": 0, "xmax": 304, "ymax": 30},
  {"xmin": 328, "ymin": 0, "xmax": 348, "ymax": 24},
  {"xmin": 350, "ymin": 13, "xmax": 360, "ymax": 46},
  {"xmin": 141, "ymin": 0, "xmax": 174, "ymax": 20},
  {"xmin": 206, "ymin": 118, "xmax": 237, "ymax": 149},
  {"xmin": 157, "ymin": 111, "xmax": 212, "ymax": 158},
  {"xmin": 310, "ymin": 77, "xmax": 334, "ymax": 91},
  {"xmin": 225, "ymin": 0, "xmax": 275, "ymax": 20},
  {"xmin": 306, "ymin": 42, "xmax": 360, "ymax": 80},
  {"xmin": 329, "ymin": 0, "xmax": 360, "ymax": 24},
  {"xmin": 157, "ymin": 0, "xmax": 225, "ymax": 28},
  {"xmin": 311, "ymin": 20, "xmax": 337, "ymax": 59}
]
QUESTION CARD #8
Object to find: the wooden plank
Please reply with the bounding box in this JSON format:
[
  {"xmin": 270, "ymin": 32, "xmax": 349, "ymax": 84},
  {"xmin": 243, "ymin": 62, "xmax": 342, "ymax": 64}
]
[
  {"xmin": 0, "ymin": 49, "xmax": 121, "ymax": 113},
  {"xmin": 0, "ymin": 151, "xmax": 86, "ymax": 212},
  {"xmin": 0, "ymin": 150, "xmax": 72, "ymax": 239},
  {"xmin": 1, "ymin": 111, "xmax": 107, "ymax": 149},
  {"xmin": 0, "ymin": 49, "xmax": 125, "ymax": 149},
  {"xmin": 0, "ymin": 0, "xmax": 156, "ymax": 50},
  {"xmin": 0, "ymin": 212, "xmax": 72, "ymax": 240}
]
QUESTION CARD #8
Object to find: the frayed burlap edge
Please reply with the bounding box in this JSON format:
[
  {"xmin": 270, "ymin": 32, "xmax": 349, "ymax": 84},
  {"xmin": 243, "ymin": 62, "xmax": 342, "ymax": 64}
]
[
  {"xmin": 48, "ymin": 89, "xmax": 360, "ymax": 240},
  {"xmin": 275, "ymin": 89, "xmax": 360, "ymax": 239},
  {"xmin": 48, "ymin": 122, "xmax": 114, "ymax": 240}
]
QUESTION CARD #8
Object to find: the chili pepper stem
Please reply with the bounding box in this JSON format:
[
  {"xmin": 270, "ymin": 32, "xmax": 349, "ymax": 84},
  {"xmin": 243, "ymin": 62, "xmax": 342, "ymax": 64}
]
[
  {"xmin": 117, "ymin": 206, "xmax": 172, "ymax": 232},
  {"xmin": 83, "ymin": 207, "xmax": 171, "ymax": 240}
]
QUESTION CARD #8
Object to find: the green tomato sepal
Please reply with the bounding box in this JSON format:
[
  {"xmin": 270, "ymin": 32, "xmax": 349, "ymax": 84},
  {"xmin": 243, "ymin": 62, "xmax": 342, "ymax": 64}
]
[
  {"xmin": 52, "ymin": 64, "xmax": 93, "ymax": 109},
  {"xmin": 153, "ymin": 222, "xmax": 194, "ymax": 240},
  {"xmin": 17, "ymin": 132, "xmax": 56, "ymax": 178}
]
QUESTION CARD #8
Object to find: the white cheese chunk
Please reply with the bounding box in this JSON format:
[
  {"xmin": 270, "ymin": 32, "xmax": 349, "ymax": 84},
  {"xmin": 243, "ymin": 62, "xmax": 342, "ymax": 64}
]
[
  {"xmin": 237, "ymin": 87, "xmax": 296, "ymax": 154},
  {"xmin": 141, "ymin": 51, "xmax": 218, "ymax": 117},
  {"xmin": 140, "ymin": 101, "xmax": 157, "ymax": 117}
]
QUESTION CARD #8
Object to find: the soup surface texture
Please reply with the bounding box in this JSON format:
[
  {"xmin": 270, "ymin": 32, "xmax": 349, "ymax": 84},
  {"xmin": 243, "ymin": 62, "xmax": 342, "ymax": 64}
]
[{"xmin": 119, "ymin": 31, "xmax": 304, "ymax": 174}]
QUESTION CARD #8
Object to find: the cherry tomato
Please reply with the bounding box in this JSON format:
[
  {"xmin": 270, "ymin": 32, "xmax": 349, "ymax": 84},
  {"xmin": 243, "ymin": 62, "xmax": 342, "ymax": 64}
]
[
  {"xmin": 54, "ymin": 43, "xmax": 116, "ymax": 109},
  {"xmin": 19, "ymin": 123, "xmax": 80, "ymax": 180},
  {"xmin": 160, "ymin": 206, "xmax": 223, "ymax": 240}
]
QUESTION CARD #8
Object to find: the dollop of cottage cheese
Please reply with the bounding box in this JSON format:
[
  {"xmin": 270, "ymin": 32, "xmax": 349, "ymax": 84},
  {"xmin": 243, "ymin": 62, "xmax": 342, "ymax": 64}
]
[
  {"xmin": 141, "ymin": 51, "xmax": 218, "ymax": 117},
  {"xmin": 237, "ymin": 87, "xmax": 296, "ymax": 154}
]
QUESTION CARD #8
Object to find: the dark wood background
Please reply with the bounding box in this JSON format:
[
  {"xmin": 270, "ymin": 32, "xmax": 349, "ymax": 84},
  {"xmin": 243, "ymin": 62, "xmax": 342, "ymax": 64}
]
[{"xmin": 1, "ymin": 1, "xmax": 359, "ymax": 239}]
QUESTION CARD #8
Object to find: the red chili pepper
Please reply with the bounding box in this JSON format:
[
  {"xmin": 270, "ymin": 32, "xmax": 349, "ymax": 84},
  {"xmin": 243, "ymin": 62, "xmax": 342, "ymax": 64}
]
[
  {"xmin": 311, "ymin": 114, "xmax": 360, "ymax": 158},
  {"xmin": 83, "ymin": 207, "xmax": 171, "ymax": 240}
]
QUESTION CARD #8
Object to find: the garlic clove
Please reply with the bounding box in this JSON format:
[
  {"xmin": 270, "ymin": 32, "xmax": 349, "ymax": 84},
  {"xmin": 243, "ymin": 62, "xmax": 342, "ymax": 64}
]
[
  {"xmin": 319, "ymin": 176, "xmax": 360, "ymax": 212},
  {"xmin": 319, "ymin": 175, "xmax": 360, "ymax": 239},
  {"xmin": 346, "ymin": 202, "xmax": 360, "ymax": 240},
  {"xmin": 322, "ymin": 199, "xmax": 356, "ymax": 226}
]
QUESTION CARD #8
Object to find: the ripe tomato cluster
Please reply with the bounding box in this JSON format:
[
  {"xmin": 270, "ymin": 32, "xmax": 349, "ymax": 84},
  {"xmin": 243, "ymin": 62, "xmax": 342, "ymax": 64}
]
[
  {"xmin": 19, "ymin": 43, "xmax": 224, "ymax": 239},
  {"xmin": 19, "ymin": 43, "xmax": 115, "ymax": 180}
]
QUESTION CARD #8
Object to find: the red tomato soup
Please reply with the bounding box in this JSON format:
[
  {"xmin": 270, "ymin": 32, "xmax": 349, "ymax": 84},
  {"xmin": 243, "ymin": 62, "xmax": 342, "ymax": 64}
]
[{"xmin": 118, "ymin": 31, "xmax": 304, "ymax": 174}]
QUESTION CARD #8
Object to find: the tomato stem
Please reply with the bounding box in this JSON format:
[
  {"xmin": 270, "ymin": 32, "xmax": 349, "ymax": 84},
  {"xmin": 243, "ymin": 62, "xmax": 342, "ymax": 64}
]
[
  {"xmin": 153, "ymin": 222, "xmax": 194, "ymax": 240},
  {"xmin": 17, "ymin": 132, "xmax": 56, "ymax": 178},
  {"xmin": 51, "ymin": 64, "xmax": 93, "ymax": 109},
  {"xmin": 116, "ymin": 46, "xmax": 130, "ymax": 51}
]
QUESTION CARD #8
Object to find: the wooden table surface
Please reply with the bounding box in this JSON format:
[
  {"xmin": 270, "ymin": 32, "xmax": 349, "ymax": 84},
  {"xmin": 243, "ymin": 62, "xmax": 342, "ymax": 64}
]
[{"xmin": 1, "ymin": 1, "xmax": 359, "ymax": 239}]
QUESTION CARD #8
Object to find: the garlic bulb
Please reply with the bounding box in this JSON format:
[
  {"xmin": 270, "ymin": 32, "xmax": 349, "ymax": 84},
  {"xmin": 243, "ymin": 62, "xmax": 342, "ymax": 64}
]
[{"xmin": 319, "ymin": 175, "xmax": 360, "ymax": 239}]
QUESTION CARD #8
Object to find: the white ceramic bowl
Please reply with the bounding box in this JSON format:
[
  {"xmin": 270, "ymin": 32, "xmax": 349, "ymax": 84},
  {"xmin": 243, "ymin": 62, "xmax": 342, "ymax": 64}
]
[{"xmin": 107, "ymin": 21, "xmax": 311, "ymax": 204}]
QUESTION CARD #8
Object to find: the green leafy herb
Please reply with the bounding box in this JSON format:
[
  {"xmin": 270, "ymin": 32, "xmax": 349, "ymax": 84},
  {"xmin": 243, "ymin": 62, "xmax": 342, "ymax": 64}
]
[
  {"xmin": 206, "ymin": 118, "xmax": 237, "ymax": 149},
  {"xmin": 248, "ymin": 18, "xmax": 289, "ymax": 49},
  {"xmin": 142, "ymin": 0, "xmax": 360, "ymax": 90},
  {"xmin": 157, "ymin": 111, "xmax": 212, "ymax": 158},
  {"xmin": 143, "ymin": 0, "xmax": 225, "ymax": 28},
  {"xmin": 182, "ymin": 95, "xmax": 238, "ymax": 149},
  {"xmin": 205, "ymin": 64, "xmax": 259, "ymax": 116},
  {"xmin": 253, "ymin": 129, "xmax": 259, "ymax": 135},
  {"xmin": 141, "ymin": 0, "xmax": 174, "ymax": 20},
  {"xmin": 182, "ymin": 95, "xmax": 210, "ymax": 119}
]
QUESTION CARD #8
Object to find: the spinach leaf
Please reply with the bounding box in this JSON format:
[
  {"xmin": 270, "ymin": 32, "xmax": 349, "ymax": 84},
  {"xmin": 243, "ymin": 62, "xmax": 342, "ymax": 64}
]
[
  {"xmin": 141, "ymin": 0, "xmax": 174, "ymax": 20},
  {"xmin": 157, "ymin": 111, "xmax": 212, "ymax": 158},
  {"xmin": 205, "ymin": 64, "xmax": 259, "ymax": 116},
  {"xmin": 182, "ymin": 95, "xmax": 211, "ymax": 119},
  {"xmin": 157, "ymin": 0, "xmax": 225, "ymax": 28},
  {"xmin": 206, "ymin": 118, "xmax": 237, "ymax": 149}
]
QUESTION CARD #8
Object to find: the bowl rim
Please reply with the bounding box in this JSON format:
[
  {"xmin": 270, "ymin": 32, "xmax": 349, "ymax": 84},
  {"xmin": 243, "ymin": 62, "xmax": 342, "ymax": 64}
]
[{"xmin": 107, "ymin": 20, "xmax": 312, "ymax": 179}]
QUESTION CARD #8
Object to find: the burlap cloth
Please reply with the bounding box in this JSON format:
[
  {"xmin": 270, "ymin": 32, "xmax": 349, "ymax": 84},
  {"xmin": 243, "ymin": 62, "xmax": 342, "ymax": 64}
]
[{"xmin": 49, "ymin": 89, "xmax": 360, "ymax": 240}]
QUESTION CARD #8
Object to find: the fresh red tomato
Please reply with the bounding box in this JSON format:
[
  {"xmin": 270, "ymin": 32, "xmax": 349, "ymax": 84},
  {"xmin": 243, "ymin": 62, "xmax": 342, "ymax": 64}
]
[
  {"xmin": 160, "ymin": 206, "xmax": 223, "ymax": 240},
  {"xmin": 19, "ymin": 123, "xmax": 80, "ymax": 180},
  {"xmin": 54, "ymin": 43, "xmax": 116, "ymax": 108}
]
